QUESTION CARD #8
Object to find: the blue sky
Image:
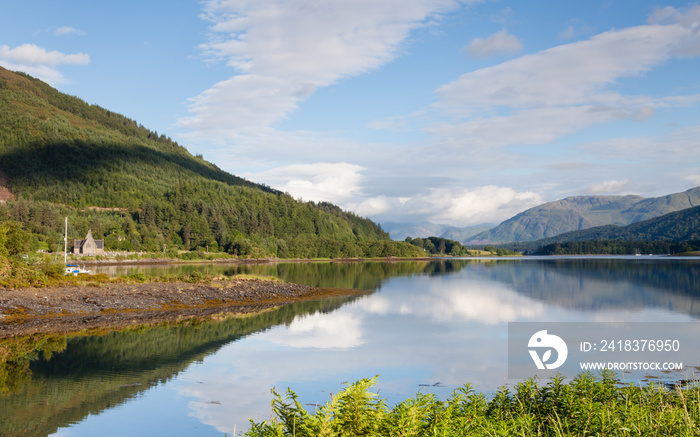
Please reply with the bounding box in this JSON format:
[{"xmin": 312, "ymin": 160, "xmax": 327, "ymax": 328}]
[{"xmin": 2, "ymin": 1, "xmax": 700, "ymax": 227}]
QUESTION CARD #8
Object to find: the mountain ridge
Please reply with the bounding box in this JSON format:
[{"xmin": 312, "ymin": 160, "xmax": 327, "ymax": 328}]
[
  {"xmin": 510, "ymin": 205, "xmax": 700, "ymax": 254},
  {"xmin": 464, "ymin": 188, "xmax": 700, "ymax": 244},
  {"xmin": 382, "ymin": 221, "xmax": 493, "ymax": 242}
]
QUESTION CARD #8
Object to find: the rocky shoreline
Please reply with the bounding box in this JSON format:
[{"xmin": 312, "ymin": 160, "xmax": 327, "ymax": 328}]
[{"xmin": 0, "ymin": 277, "xmax": 367, "ymax": 338}]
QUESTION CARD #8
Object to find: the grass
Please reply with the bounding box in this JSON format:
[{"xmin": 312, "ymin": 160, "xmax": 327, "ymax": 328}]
[
  {"xmin": 0, "ymin": 254, "xmax": 286, "ymax": 289},
  {"xmin": 677, "ymin": 251, "xmax": 700, "ymax": 257},
  {"xmin": 245, "ymin": 373, "xmax": 700, "ymax": 436},
  {"xmin": 233, "ymin": 273, "xmax": 283, "ymax": 282}
]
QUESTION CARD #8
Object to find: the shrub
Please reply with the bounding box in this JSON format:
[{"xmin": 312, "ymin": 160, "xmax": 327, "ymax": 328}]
[{"xmin": 246, "ymin": 373, "xmax": 700, "ymax": 436}]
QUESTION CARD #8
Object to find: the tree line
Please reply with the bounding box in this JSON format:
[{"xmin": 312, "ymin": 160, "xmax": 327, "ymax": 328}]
[
  {"xmin": 534, "ymin": 240, "xmax": 700, "ymax": 255},
  {"xmin": 0, "ymin": 197, "xmax": 425, "ymax": 259}
]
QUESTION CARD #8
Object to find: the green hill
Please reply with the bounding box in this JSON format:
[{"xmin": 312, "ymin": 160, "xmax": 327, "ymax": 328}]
[
  {"xmin": 465, "ymin": 188, "xmax": 700, "ymax": 244},
  {"xmin": 0, "ymin": 67, "xmax": 422, "ymax": 259},
  {"xmin": 508, "ymin": 205, "xmax": 700, "ymax": 254}
]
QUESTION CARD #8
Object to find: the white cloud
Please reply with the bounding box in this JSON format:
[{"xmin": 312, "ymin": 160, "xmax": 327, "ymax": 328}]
[
  {"xmin": 647, "ymin": 4, "xmax": 700, "ymax": 27},
  {"xmin": 0, "ymin": 43, "xmax": 89, "ymax": 67},
  {"xmin": 686, "ymin": 175, "xmax": 700, "ymax": 188},
  {"xmin": 263, "ymin": 312, "xmax": 364, "ymax": 349},
  {"xmin": 647, "ymin": 5, "xmax": 700, "ymax": 57},
  {"xmin": 355, "ymin": 296, "xmax": 392, "ymax": 314},
  {"xmin": 0, "ymin": 43, "xmax": 89, "ymax": 85},
  {"xmin": 463, "ymin": 29, "xmax": 523, "ymax": 58},
  {"xmin": 350, "ymin": 195, "xmax": 393, "ymax": 217},
  {"xmin": 586, "ymin": 179, "xmax": 631, "ymax": 194},
  {"xmin": 557, "ymin": 25, "xmax": 576, "ymax": 41},
  {"xmin": 648, "ymin": 6, "xmax": 683, "ymax": 24},
  {"xmin": 181, "ymin": 0, "xmax": 469, "ymax": 138},
  {"xmin": 347, "ymin": 186, "xmax": 542, "ymax": 226},
  {"xmin": 180, "ymin": 3, "xmax": 700, "ymax": 228},
  {"xmin": 427, "ymin": 105, "xmax": 626, "ymax": 148},
  {"xmin": 417, "ymin": 6, "xmax": 700, "ymax": 202},
  {"xmin": 358, "ymin": 278, "xmax": 546, "ymax": 324},
  {"xmin": 422, "ymin": 186, "xmax": 542, "ymax": 225},
  {"xmin": 564, "ymin": 124, "xmax": 700, "ymax": 195},
  {"xmin": 410, "ymin": 281, "xmax": 545, "ymax": 324},
  {"xmin": 181, "ymin": 75, "xmax": 302, "ymax": 135},
  {"xmin": 246, "ymin": 162, "xmax": 365, "ymax": 203},
  {"xmin": 557, "ymin": 20, "xmax": 594, "ymax": 41},
  {"xmin": 634, "ymin": 106, "xmax": 655, "ymax": 121},
  {"xmin": 438, "ymin": 24, "xmax": 692, "ymax": 111},
  {"xmin": 579, "ymin": 124, "xmax": 700, "ymax": 165},
  {"xmin": 55, "ymin": 26, "xmax": 85, "ymax": 36}
]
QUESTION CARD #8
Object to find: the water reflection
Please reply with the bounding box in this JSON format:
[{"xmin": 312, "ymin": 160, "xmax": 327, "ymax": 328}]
[
  {"xmin": 0, "ymin": 296, "xmax": 361, "ymax": 437},
  {"xmin": 473, "ymin": 258, "xmax": 700, "ymax": 316},
  {"xmin": 92, "ymin": 260, "xmax": 438, "ymax": 291},
  {"xmin": 2, "ymin": 257, "xmax": 699, "ymax": 436}
]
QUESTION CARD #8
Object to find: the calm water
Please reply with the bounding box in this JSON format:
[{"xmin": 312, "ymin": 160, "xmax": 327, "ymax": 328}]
[{"xmin": 1, "ymin": 256, "xmax": 700, "ymax": 436}]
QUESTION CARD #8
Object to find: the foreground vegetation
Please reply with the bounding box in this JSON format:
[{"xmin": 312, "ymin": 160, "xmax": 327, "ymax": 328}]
[
  {"xmin": 247, "ymin": 373, "xmax": 700, "ymax": 436},
  {"xmin": 0, "ymin": 248, "xmax": 247, "ymax": 289}
]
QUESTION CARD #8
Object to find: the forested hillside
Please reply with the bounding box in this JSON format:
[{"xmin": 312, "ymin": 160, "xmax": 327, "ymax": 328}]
[{"xmin": 0, "ymin": 67, "xmax": 423, "ymax": 259}]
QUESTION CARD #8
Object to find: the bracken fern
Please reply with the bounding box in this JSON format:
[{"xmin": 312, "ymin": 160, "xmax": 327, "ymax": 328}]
[{"xmin": 245, "ymin": 373, "xmax": 700, "ymax": 437}]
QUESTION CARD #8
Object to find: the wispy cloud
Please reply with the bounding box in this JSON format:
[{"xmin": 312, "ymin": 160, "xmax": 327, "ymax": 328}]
[
  {"xmin": 180, "ymin": 3, "xmax": 700, "ymax": 227},
  {"xmin": 0, "ymin": 43, "xmax": 89, "ymax": 85},
  {"xmin": 55, "ymin": 26, "xmax": 85, "ymax": 36},
  {"xmin": 577, "ymin": 125, "xmax": 700, "ymax": 173},
  {"xmin": 556, "ymin": 19, "xmax": 594, "ymax": 41},
  {"xmin": 587, "ymin": 179, "xmax": 631, "ymax": 194},
  {"xmin": 462, "ymin": 29, "xmax": 523, "ymax": 58},
  {"xmin": 180, "ymin": 0, "xmax": 470, "ymax": 139},
  {"xmin": 438, "ymin": 24, "xmax": 693, "ymax": 111},
  {"xmin": 425, "ymin": 6, "xmax": 700, "ymax": 184},
  {"xmin": 557, "ymin": 25, "xmax": 576, "ymax": 40}
]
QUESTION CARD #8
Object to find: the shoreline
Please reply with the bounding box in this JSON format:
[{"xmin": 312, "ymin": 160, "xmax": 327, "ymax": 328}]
[
  {"xmin": 74, "ymin": 256, "xmax": 437, "ymax": 267},
  {"xmin": 0, "ymin": 276, "xmax": 369, "ymax": 339},
  {"xmin": 65, "ymin": 253, "xmax": 698, "ymax": 269}
]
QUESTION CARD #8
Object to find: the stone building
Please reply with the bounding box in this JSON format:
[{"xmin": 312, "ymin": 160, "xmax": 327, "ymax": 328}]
[{"xmin": 73, "ymin": 229, "xmax": 104, "ymax": 256}]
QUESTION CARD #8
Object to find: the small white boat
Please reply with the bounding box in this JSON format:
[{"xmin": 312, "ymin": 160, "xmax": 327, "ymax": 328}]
[{"xmin": 65, "ymin": 264, "xmax": 92, "ymax": 275}]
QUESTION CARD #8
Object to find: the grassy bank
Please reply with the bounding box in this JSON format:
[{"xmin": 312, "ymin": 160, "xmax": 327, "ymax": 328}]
[
  {"xmin": 0, "ymin": 253, "xmax": 235, "ymax": 289},
  {"xmin": 246, "ymin": 373, "xmax": 700, "ymax": 436}
]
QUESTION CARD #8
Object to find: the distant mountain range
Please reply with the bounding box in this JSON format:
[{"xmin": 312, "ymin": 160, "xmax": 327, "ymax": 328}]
[
  {"xmin": 387, "ymin": 187, "xmax": 700, "ymax": 247},
  {"xmin": 511, "ymin": 204, "xmax": 700, "ymax": 253},
  {"xmin": 463, "ymin": 187, "xmax": 700, "ymax": 244},
  {"xmin": 382, "ymin": 221, "xmax": 493, "ymax": 242}
]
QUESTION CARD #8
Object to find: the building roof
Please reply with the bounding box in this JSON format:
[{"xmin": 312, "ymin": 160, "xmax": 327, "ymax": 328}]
[{"xmin": 73, "ymin": 229, "xmax": 104, "ymax": 252}]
